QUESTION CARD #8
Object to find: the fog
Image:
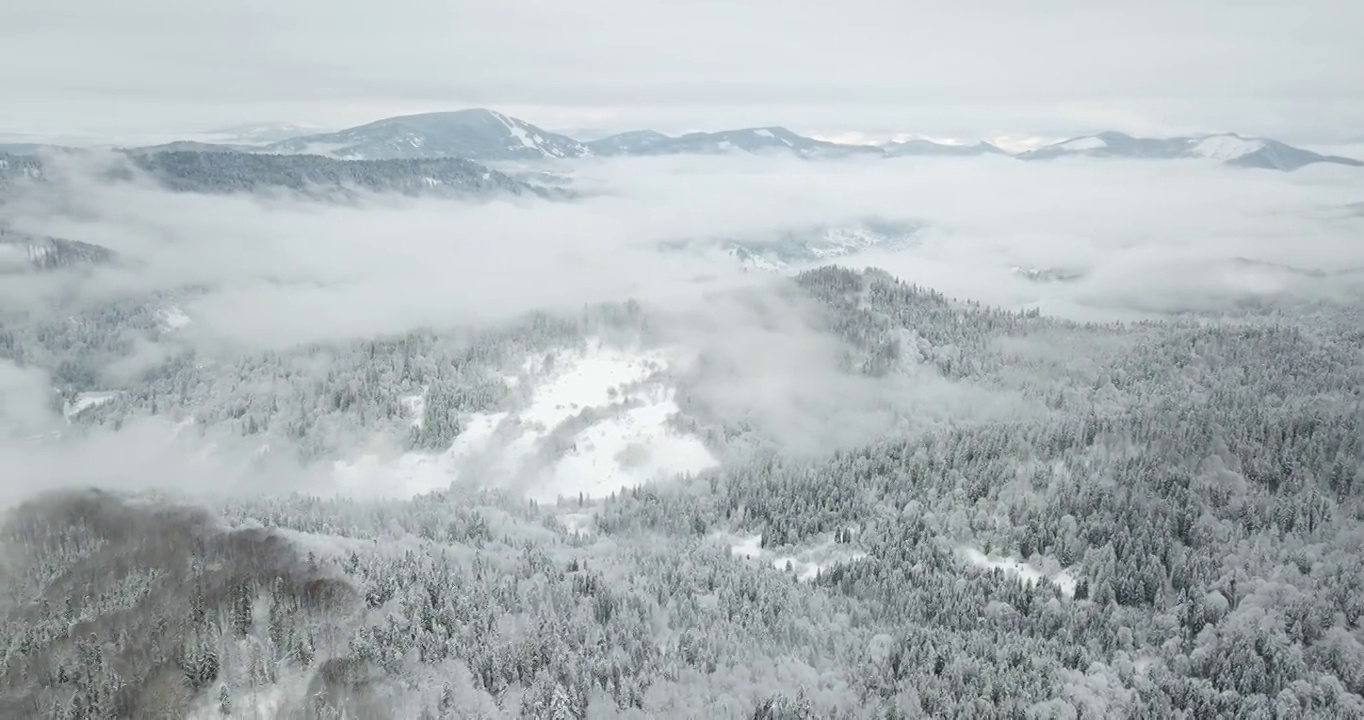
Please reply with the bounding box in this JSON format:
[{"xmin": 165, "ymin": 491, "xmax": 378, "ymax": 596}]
[
  {"xmin": 9, "ymin": 153, "xmax": 1362, "ymax": 339},
  {"xmin": 3, "ymin": 152, "xmax": 1363, "ymax": 504}
]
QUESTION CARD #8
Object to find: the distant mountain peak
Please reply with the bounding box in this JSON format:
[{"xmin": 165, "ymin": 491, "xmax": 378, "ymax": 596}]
[
  {"xmin": 1022, "ymin": 130, "xmax": 1363, "ymax": 170},
  {"xmin": 263, "ymin": 109, "xmax": 591, "ymax": 162}
]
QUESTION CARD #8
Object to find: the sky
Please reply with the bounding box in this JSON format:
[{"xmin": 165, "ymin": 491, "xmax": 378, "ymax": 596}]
[{"xmin": 2, "ymin": 0, "xmax": 1363, "ymax": 145}]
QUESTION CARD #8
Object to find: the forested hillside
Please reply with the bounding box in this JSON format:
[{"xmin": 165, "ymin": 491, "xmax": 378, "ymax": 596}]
[
  {"xmin": 1, "ymin": 150, "xmax": 556, "ymax": 202},
  {"xmin": 3, "ymin": 267, "xmax": 1363, "ymax": 717}
]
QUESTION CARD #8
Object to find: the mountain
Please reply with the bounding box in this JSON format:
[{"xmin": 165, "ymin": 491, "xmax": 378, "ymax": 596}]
[
  {"xmin": 1020, "ymin": 131, "xmax": 1364, "ymax": 170},
  {"xmin": 129, "ymin": 140, "xmax": 258, "ymax": 154},
  {"xmin": 263, "ymin": 109, "xmax": 591, "ymax": 161},
  {"xmin": 584, "ymin": 129, "xmax": 675, "ymax": 156},
  {"xmin": 1, "ymin": 150, "xmax": 557, "ymax": 201},
  {"xmin": 0, "ymin": 143, "xmax": 62, "ymax": 156},
  {"xmin": 881, "ymin": 139, "xmax": 1008, "ymax": 158},
  {"xmin": 588, "ymin": 127, "xmax": 1005, "ymax": 159},
  {"xmin": 588, "ymin": 126, "xmax": 885, "ymax": 158},
  {"xmin": 202, "ymin": 122, "xmax": 328, "ymax": 144},
  {"xmin": 122, "ymin": 151, "xmax": 555, "ymax": 199}
]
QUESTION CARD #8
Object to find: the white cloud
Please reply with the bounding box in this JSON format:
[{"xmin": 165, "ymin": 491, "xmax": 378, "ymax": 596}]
[{"xmin": 3, "ymin": 152, "xmax": 1362, "ymax": 502}]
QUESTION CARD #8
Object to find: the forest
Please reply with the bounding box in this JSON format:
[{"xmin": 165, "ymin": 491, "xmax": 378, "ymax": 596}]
[{"xmin": 3, "ymin": 265, "xmax": 1363, "ymax": 717}]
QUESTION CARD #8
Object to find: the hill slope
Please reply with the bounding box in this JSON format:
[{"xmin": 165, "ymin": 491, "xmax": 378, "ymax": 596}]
[
  {"xmin": 264, "ymin": 109, "xmax": 591, "ymax": 161},
  {"xmin": 1021, "ymin": 131, "xmax": 1364, "ymax": 170}
]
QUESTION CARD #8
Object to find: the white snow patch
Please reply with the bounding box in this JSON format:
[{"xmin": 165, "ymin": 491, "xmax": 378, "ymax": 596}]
[
  {"xmin": 401, "ymin": 390, "xmax": 427, "ymax": 429},
  {"xmin": 958, "ymin": 546, "xmax": 1078, "ymax": 597},
  {"xmin": 160, "ymin": 306, "xmax": 191, "ymax": 331},
  {"xmin": 559, "ymin": 512, "xmax": 596, "ymax": 537},
  {"xmin": 755, "ymin": 129, "xmax": 775, "ymax": 139},
  {"xmin": 729, "ymin": 534, "xmax": 764, "ymax": 559},
  {"xmin": 1059, "ymin": 136, "xmax": 1107, "ymax": 151},
  {"xmin": 330, "ymin": 341, "xmax": 715, "ymax": 501},
  {"xmin": 508, "ymin": 124, "xmax": 536, "ymax": 149},
  {"xmin": 278, "ymin": 141, "xmax": 352, "ymax": 158},
  {"xmin": 64, "ymin": 391, "xmax": 118, "ymax": 421},
  {"xmin": 728, "ymin": 248, "xmax": 788, "ymax": 273},
  {"xmin": 726, "ymin": 533, "xmax": 867, "ymax": 582},
  {"xmin": 491, "ymin": 111, "xmax": 540, "ymax": 152},
  {"xmin": 1191, "ymin": 134, "xmax": 1265, "ymax": 161}
]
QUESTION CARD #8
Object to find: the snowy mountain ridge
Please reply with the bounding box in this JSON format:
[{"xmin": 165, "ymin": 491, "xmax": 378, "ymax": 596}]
[
  {"xmin": 1020, "ymin": 131, "xmax": 1364, "ymax": 170},
  {"xmin": 263, "ymin": 109, "xmax": 592, "ymax": 161}
]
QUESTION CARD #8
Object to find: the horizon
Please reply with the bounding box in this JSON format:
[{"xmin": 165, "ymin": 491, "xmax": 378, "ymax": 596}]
[{"xmin": 2, "ymin": 105, "xmax": 1360, "ymax": 157}]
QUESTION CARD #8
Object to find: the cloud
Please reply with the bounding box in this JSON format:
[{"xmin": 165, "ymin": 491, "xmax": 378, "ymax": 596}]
[
  {"xmin": 3, "ymin": 151, "xmax": 1362, "ymax": 502},
  {"xmin": 6, "ymin": 152, "xmax": 1363, "ymax": 345},
  {"xmin": 0, "ymin": 361, "xmax": 59, "ymax": 438},
  {"xmin": 1, "ymin": 1, "xmax": 1362, "ymax": 141}
]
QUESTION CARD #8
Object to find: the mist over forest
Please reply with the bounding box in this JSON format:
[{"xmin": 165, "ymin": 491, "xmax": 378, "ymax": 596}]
[{"xmin": 2, "ymin": 116, "xmax": 1364, "ymax": 719}]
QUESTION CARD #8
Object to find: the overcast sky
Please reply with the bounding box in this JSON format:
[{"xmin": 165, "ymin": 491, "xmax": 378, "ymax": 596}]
[{"xmin": 2, "ymin": 0, "xmax": 1362, "ymax": 144}]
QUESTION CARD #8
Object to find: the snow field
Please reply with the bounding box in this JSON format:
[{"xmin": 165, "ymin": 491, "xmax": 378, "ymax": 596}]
[
  {"xmin": 958, "ymin": 546, "xmax": 1078, "ymax": 597},
  {"xmin": 332, "ymin": 340, "xmax": 717, "ymax": 501}
]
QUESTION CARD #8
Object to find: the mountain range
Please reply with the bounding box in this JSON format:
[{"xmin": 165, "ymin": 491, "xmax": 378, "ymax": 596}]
[
  {"xmin": 203, "ymin": 108, "xmax": 1359, "ymax": 170},
  {"xmin": 1018, "ymin": 131, "xmax": 1364, "ymax": 171},
  {"xmin": 261, "ymin": 110, "xmax": 589, "ymax": 161},
  {"xmin": 1, "ymin": 149, "xmax": 555, "ymax": 203},
  {"xmin": 4, "ymin": 109, "xmax": 1360, "ymax": 172}
]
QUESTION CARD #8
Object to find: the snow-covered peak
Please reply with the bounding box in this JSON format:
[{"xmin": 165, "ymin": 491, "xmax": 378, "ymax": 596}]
[
  {"xmin": 1189, "ymin": 134, "xmax": 1266, "ymax": 161},
  {"xmin": 1059, "ymin": 136, "xmax": 1108, "ymax": 151},
  {"xmin": 263, "ymin": 109, "xmax": 591, "ymax": 162}
]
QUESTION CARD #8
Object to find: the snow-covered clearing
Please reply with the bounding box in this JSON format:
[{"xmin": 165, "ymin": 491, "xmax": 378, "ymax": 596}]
[
  {"xmin": 64, "ymin": 391, "xmax": 118, "ymax": 421},
  {"xmin": 160, "ymin": 306, "xmax": 191, "ymax": 331},
  {"xmin": 332, "ymin": 341, "xmax": 716, "ymax": 501},
  {"xmin": 725, "ymin": 533, "xmax": 868, "ymax": 582},
  {"xmin": 400, "ymin": 390, "xmax": 427, "ymax": 429},
  {"xmin": 958, "ymin": 546, "xmax": 1078, "ymax": 597}
]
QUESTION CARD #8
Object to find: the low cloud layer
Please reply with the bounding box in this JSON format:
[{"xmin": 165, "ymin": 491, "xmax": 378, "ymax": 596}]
[
  {"xmin": 3, "ymin": 152, "xmax": 1362, "ymax": 503},
  {"xmin": 8, "ymin": 152, "xmax": 1362, "ymax": 337}
]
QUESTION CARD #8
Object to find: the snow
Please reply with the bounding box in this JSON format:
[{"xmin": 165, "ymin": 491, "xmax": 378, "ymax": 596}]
[
  {"xmin": 559, "ymin": 512, "xmax": 596, "ymax": 537},
  {"xmin": 726, "ymin": 533, "xmax": 868, "ymax": 582},
  {"xmin": 728, "ymin": 248, "xmax": 788, "ymax": 273},
  {"xmin": 508, "ymin": 124, "xmax": 536, "ymax": 149},
  {"xmin": 958, "ymin": 546, "xmax": 1078, "ymax": 598},
  {"xmin": 400, "ymin": 390, "xmax": 427, "ymax": 429},
  {"xmin": 1059, "ymin": 137, "xmax": 1107, "ymax": 151},
  {"xmin": 64, "ymin": 391, "xmax": 118, "ymax": 421},
  {"xmin": 279, "ymin": 141, "xmax": 351, "ymax": 158},
  {"xmin": 755, "ymin": 129, "xmax": 775, "ymax": 139},
  {"xmin": 491, "ymin": 110, "xmax": 539, "ymax": 151},
  {"xmin": 160, "ymin": 306, "xmax": 191, "ymax": 331},
  {"xmin": 331, "ymin": 341, "xmax": 716, "ymax": 501},
  {"xmin": 1190, "ymin": 134, "xmax": 1265, "ymax": 161},
  {"xmin": 810, "ymin": 226, "xmax": 891, "ymax": 257}
]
